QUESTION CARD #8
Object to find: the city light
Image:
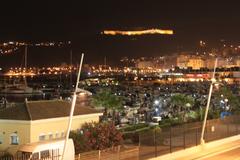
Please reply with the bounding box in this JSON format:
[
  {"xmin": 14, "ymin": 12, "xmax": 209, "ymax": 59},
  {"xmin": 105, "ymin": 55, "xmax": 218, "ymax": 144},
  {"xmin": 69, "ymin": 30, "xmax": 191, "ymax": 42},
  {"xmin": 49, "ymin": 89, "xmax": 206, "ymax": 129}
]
[
  {"xmin": 102, "ymin": 28, "xmax": 174, "ymax": 36},
  {"xmin": 0, "ymin": 41, "xmax": 71, "ymax": 55},
  {"xmin": 154, "ymin": 100, "xmax": 160, "ymax": 105}
]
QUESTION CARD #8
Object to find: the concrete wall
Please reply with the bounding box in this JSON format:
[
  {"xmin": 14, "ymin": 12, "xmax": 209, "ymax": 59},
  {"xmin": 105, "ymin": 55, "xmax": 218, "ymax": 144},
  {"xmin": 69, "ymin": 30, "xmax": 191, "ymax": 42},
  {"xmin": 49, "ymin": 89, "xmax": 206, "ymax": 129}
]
[{"xmin": 30, "ymin": 113, "xmax": 101, "ymax": 142}]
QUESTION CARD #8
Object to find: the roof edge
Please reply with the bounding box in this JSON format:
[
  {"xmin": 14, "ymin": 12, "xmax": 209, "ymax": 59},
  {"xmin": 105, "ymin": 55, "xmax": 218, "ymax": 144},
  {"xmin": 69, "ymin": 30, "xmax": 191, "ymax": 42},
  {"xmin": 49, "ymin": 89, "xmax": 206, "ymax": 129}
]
[{"xmin": 25, "ymin": 99, "xmax": 33, "ymax": 120}]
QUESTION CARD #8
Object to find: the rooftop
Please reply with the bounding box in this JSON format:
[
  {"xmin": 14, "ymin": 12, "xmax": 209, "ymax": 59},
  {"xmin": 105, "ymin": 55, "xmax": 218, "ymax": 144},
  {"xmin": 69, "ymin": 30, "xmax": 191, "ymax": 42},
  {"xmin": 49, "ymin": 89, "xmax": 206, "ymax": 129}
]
[{"xmin": 0, "ymin": 100, "xmax": 100, "ymax": 121}]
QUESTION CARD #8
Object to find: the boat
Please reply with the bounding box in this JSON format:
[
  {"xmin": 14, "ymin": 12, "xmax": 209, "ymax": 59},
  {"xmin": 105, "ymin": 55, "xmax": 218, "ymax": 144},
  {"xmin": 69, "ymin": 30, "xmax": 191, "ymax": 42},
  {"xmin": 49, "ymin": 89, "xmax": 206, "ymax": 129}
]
[
  {"xmin": 0, "ymin": 46, "xmax": 42, "ymax": 95},
  {"xmin": 0, "ymin": 83, "xmax": 42, "ymax": 94},
  {"xmin": 76, "ymin": 88, "xmax": 92, "ymax": 96}
]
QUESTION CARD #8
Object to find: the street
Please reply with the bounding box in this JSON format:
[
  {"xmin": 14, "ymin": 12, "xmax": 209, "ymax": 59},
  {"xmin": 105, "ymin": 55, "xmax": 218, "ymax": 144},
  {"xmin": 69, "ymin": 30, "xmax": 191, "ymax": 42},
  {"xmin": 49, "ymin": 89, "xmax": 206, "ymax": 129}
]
[{"xmin": 198, "ymin": 146, "xmax": 240, "ymax": 160}]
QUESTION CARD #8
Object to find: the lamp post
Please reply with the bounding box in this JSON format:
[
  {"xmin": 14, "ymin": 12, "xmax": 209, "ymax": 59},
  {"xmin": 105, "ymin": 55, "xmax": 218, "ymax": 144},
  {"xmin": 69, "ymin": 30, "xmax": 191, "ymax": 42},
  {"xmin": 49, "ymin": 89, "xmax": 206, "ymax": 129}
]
[
  {"xmin": 200, "ymin": 58, "xmax": 218, "ymax": 145},
  {"xmin": 62, "ymin": 53, "xmax": 84, "ymax": 160}
]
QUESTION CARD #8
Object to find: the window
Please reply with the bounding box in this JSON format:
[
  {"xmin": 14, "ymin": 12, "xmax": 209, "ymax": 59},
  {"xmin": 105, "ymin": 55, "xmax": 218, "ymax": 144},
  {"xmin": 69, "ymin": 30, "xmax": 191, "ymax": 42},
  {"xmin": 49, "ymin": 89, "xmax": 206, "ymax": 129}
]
[
  {"xmin": 61, "ymin": 131, "xmax": 65, "ymax": 138},
  {"xmin": 49, "ymin": 133, "xmax": 53, "ymax": 140},
  {"xmin": 55, "ymin": 132, "xmax": 59, "ymax": 139},
  {"xmin": 10, "ymin": 133, "xmax": 19, "ymax": 145},
  {"xmin": 39, "ymin": 134, "xmax": 46, "ymax": 141},
  {"xmin": 0, "ymin": 134, "xmax": 3, "ymax": 144}
]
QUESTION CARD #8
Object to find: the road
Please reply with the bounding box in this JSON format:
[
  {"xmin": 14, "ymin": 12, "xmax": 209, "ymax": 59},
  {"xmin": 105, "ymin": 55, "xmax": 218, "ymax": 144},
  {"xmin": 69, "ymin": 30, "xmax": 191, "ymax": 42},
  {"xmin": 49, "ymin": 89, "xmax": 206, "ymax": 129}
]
[{"xmin": 198, "ymin": 146, "xmax": 240, "ymax": 160}]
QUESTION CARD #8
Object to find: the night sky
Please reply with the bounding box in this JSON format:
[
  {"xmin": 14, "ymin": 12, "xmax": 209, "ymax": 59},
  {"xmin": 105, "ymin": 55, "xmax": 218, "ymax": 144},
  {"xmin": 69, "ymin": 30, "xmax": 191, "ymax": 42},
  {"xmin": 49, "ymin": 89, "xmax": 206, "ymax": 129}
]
[{"xmin": 1, "ymin": 1, "xmax": 240, "ymax": 67}]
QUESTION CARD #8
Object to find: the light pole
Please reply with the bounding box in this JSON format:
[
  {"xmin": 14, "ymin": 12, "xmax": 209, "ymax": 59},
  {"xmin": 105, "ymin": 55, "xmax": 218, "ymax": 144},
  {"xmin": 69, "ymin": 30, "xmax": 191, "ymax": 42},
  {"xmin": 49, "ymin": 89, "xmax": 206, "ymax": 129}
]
[
  {"xmin": 200, "ymin": 58, "xmax": 218, "ymax": 145},
  {"xmin": 62, "ymin": 53, "xmax": 84, "ymax": 160}
]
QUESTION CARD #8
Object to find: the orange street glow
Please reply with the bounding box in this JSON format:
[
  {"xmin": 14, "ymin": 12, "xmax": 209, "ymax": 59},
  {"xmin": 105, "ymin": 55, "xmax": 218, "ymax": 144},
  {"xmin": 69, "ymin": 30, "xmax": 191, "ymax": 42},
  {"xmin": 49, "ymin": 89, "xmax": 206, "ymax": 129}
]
[{"xmin": 102, "ymin": 28, "xmax": 174, "ymax": 36}]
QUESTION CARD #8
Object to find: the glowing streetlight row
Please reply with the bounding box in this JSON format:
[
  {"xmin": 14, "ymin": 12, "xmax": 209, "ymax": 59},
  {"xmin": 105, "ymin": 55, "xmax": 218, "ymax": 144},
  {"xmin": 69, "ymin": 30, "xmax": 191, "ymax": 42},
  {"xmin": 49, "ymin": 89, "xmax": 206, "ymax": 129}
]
[{"xmin": 103, "ymin": 28, "xmax": 174, "ymax": 36}]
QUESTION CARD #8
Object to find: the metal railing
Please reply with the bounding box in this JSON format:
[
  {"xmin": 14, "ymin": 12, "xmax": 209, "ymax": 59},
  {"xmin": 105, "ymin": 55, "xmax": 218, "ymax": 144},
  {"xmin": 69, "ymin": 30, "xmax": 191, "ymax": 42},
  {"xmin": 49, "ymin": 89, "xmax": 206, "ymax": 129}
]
[
  {"xmin": 139, "ymin": 115, "xmax": 240, "ymax": 160},
  {"xmin": 1, "ymin": 115, "xmax": 240, "ymax": 160},
  {"xmin": 0, "ymin": 146, "xmax": 139, "ymax": 160},
  {"xmin": 74, "ymin": 146, "xmax": 139, "ymax": 160},
  {"xmin": 0, "ymin": 149, "xmax": 61, "ymax": 160}
]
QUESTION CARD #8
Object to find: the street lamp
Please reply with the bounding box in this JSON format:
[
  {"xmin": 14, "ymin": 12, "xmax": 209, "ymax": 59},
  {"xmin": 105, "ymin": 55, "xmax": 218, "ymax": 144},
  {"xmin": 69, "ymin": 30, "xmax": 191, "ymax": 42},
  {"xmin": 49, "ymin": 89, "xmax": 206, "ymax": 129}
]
[
  {"xmin": 62, "ymin": 53, "xmax": 84, "ymax": 160},
  {"xmin": 186, "ymin": 103, "xmax": 191, "ymax": 108},
  {"xmin": 154, "ymin": 100, "xmax": 160, "ymax": 105},
  {"xmin": 200, "ymin": 58, "xmax": 218, "ymax": 145}
]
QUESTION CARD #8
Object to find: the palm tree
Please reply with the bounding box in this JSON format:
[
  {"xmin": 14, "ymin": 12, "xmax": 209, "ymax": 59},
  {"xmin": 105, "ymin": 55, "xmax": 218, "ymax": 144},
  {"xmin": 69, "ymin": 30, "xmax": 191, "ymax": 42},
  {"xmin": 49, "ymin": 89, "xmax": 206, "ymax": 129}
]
[
  {"xmin": 170, "ymin": 93, "xmax": 194, "ymax": 122},
  {"xmin": 91, "ymin": 88, "xmax": 123, "ymax": 122},
  {"xmin": 214, "ymin": 86, "xmax": 240, "ymax": 113}
]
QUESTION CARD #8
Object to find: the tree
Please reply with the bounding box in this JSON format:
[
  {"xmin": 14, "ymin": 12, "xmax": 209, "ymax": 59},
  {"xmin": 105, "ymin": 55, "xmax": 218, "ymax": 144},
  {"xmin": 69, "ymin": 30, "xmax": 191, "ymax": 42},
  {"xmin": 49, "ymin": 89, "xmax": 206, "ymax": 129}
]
[
  {"xmin": 91, "ymin": 88, "xmax": 123, "ymax": 122},
  {"xmin": 70, "ymin": 122, "xmax": 123, "ymax": 153},
  {"xmin": 214, "ymin": 86, "xmax": 240, "ymax": 113},
  {"xmin": 170, "ymin": 93, "xmax": 195, "ymax": 122},
  {"xmin": 70, "ymin": 130, "xmax": 89, "ymax": 153}
]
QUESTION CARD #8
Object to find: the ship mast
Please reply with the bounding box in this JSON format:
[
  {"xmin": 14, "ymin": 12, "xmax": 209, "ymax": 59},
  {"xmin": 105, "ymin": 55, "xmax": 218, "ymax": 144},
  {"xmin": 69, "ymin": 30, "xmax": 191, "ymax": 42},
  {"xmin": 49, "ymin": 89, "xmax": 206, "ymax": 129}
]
[
  {"xmin": 24, "ymin": 45, "xmax": 28, "ymax": 86},
  {"xmin": 70, "ymin": 50, "xmax": 73, "ymax": 89},
  {"xmin": 25, "ymin": 45, "xmax": 27, "ymax": 69}
]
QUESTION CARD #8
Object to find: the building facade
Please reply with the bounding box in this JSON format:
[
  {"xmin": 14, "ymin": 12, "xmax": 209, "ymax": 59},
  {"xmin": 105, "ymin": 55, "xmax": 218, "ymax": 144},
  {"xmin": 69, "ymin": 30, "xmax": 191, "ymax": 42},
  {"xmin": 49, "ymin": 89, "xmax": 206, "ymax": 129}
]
[
  {"xmin": 187, "ymin": 57, "xmax": 205, "ymax": 69},
  {"xmin": 0, "ymin": 100, "xmax": 102, "ymax": 154}
]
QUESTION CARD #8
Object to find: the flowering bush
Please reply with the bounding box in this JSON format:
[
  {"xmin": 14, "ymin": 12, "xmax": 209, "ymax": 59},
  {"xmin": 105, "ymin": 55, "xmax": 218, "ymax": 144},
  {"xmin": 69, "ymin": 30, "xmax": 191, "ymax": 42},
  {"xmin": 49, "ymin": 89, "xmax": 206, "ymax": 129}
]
[{"xmin": 70, "ymin": 122, "xmax": 123, "ymax": 153}]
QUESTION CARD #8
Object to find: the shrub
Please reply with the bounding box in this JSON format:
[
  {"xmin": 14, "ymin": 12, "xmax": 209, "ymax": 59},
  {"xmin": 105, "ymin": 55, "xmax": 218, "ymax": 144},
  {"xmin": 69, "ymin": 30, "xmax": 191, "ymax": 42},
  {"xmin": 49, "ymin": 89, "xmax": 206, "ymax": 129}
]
[
  {"xmin": 121, "ymin": 123, "xmax": 149, "ymax": 132},
  {"xmin": 122, "ymin": 125, "xmax": 155, "ymax": 144},
  {"xmin": 159, "ymin": 117, "xmax": 182, "ymax": 127},
  {"xmin": 70, "ymin": 130, "xmax": 89, "ymax": 154},
  {"xmin": 70, "ymin": 122, "xmax": 123, "ymax": 153}
]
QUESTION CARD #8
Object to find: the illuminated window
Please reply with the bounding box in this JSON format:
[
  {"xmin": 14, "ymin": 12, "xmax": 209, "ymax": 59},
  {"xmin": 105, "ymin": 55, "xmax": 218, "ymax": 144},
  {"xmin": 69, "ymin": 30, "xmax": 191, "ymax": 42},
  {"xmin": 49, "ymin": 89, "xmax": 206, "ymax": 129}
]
[{"xmin": 10, "ymin": 133, "xmax": 19, "ymax": 145}]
